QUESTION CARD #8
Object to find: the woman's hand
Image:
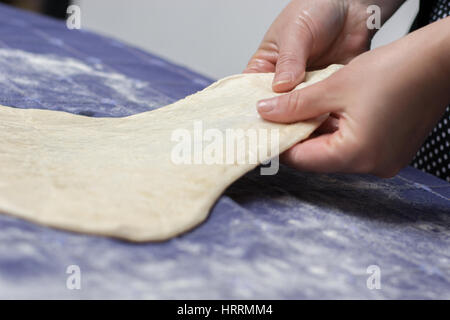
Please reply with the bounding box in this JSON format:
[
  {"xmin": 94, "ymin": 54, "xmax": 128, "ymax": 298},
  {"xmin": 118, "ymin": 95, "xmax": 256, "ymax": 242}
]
[
  {"xmin": 256, "ymin": 17, "xmax": 450, "ymax": 178},
  {"xmin": 244, "ymin": 0, "xmax": 405, "ymax": 93}
]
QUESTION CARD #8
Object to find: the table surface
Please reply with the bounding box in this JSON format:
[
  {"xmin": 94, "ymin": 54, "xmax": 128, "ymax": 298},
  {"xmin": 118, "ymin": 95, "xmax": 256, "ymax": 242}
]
[{"xmin": 0, "ymin": 4, "xmax": 449, "ymax": 299}]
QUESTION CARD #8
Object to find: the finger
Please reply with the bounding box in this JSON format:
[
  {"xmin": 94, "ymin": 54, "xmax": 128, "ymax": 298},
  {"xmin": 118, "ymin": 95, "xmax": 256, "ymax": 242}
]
[
  {"xmin": 243, "ymin": 48, "xmax": 278, "ymax": 74},
  {"xmin": 256, "ymin": 79, "xmax": 340, "ymax": 123},
  {"xmin": 243, "ymin": 58, "xmax": 276, "ymax": 74},
  {"xmin": 272, "ymin": 29, "xmax": 312, "ymax": 92},
  {"xmin": 281, "ymin": 132, "xmax": 348, "ymax": 172}
]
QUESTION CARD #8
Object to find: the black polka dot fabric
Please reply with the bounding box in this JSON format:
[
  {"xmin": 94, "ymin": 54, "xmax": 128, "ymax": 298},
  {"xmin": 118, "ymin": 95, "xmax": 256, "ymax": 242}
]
[{"xmin": 411, "ymin": 0, "xmax": 450, "ymax": 182}]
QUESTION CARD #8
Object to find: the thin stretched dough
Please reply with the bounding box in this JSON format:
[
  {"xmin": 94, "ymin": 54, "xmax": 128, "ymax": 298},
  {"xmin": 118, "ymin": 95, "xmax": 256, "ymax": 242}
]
[{"xmin": 0, "ymin": 65, "xmax": 342, "ymax": 241}]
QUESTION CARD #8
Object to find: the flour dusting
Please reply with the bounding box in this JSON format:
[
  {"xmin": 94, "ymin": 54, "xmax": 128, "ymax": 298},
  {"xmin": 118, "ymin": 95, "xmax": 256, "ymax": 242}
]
[{"xmin": 0, "ymin": 48, "xmax": 171, "ymax": 116}]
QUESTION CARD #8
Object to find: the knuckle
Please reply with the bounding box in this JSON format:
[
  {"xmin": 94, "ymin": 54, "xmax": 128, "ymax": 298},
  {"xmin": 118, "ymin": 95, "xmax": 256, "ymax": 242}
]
[
  {"xmin": 293, "ymin": 16, "xmax": 315, "ymax": 43},
  {"xmin": 252, "ymin": 49, "xmax": 273, "ymax": 61},
  {"xmin": 246, "ymin": 58, "xmax": 263, "ymax": 69},
  {"xmin": 277, "ymin": 52, "xmax": 300, "ymax": 66},
  {"xmin": 286, "ymin": 91, "xmax": 302, "ymax": 115}
]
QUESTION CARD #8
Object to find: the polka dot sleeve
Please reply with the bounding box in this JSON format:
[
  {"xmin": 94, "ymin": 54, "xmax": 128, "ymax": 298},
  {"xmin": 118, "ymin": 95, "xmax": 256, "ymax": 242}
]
[{"xmin": 411, "ymin": 0, "xmax": 450, "ymax": 182}]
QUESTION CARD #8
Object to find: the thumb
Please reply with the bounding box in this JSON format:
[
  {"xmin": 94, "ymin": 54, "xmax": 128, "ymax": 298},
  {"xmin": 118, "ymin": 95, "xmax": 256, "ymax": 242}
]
[
  {"xmin": 281, "ymin": 132, "xmax": 348, "ymax": 172},
  {"xmin": 257, "ymin": 79, "xmax": 339, "ymax": 124},
  {"xmin": 272, "ymin": 29, "xmax": 312, "ymax": 93}
]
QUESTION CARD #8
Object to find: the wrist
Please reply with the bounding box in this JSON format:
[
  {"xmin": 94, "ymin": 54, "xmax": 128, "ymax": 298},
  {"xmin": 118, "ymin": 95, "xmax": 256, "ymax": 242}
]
[
  {"xmin": 398, "ymin": 17, "xmax": 450, "ymax": 112},
  {"xmin": 420, "ymin": 17, "xmax": 450, "ymax": 104},
  {"xmin": 435, "ymin": 18, "xmax": 450, "ymax": 88}
]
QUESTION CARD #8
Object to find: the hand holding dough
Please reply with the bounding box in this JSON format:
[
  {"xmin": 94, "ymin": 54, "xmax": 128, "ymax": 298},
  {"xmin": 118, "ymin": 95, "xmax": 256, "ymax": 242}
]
[{"xmin": 0, "ymin": 65, "xmax": 342, "ymax": 241}]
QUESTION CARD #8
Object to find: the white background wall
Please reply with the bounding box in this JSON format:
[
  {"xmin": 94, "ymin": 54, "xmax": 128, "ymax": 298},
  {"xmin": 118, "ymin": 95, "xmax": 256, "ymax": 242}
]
[{"xmin": 77, "ymin": 0, "xmax": 419, "ymax": 79}]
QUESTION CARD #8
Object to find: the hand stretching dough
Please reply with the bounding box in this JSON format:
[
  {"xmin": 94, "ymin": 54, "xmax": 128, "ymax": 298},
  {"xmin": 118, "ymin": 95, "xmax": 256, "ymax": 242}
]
[{"xmin": 0, "ymin": 65, "xmax": 342, "ymax": 241}]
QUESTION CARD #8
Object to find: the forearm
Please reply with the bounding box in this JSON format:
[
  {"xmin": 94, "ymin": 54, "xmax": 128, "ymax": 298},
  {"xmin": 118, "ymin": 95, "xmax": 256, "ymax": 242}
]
[{"xmin": 404, "ymin": 17, "xmax": 450, "ymax": 110}]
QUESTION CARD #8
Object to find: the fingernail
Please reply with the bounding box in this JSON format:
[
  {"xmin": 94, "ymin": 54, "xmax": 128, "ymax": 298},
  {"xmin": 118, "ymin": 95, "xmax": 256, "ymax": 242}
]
[
  {"xmin": 257, "ymin": 98, "xmax": 277, "ymax": 113},
  {"xmin": 273, "ymin": 72, "xmax": 294, "ymax": 86}
]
